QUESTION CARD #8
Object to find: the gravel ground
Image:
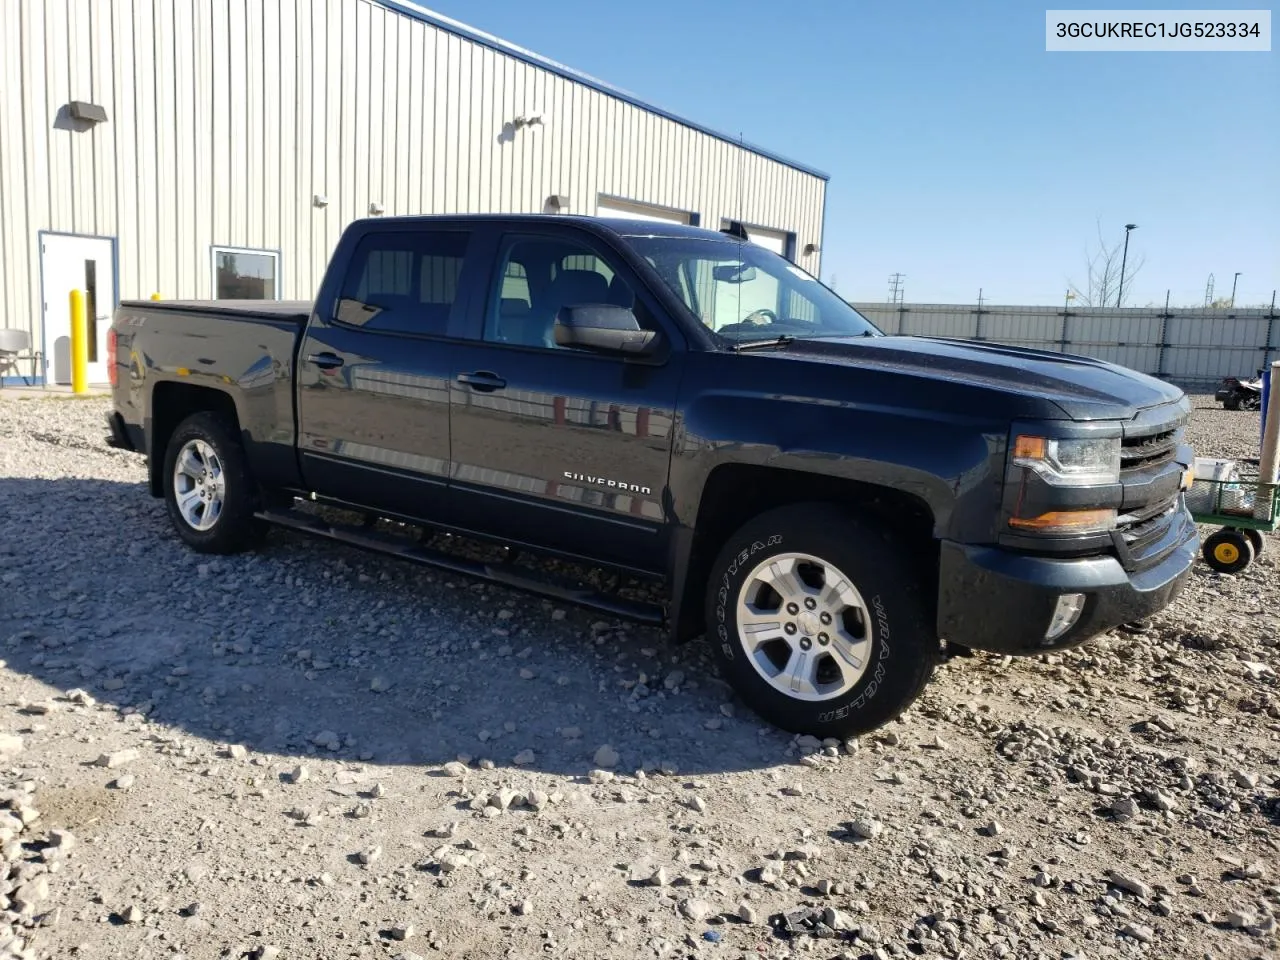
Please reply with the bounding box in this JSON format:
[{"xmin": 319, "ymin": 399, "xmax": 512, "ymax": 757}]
[{"xmin": 0, "ymin": 392, "xmax": 1277, "ymax": 960}]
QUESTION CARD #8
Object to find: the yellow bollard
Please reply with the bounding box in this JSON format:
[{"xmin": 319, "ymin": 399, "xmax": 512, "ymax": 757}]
[
  {"xmin": 150, "ymin": 292, "xmax": 161, "ymax": 301},
  {"xmin": 69, "ymin": 288, "xmax": 89, "ymax": 394}
]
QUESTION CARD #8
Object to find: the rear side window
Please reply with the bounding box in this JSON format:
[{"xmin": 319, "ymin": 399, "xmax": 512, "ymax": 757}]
[{"xmin": 335, "ymin": 231, "xmax": 470, "ymax": 335}]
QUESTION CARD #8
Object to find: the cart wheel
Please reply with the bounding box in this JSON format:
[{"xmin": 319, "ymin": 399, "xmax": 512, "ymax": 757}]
[
  {"xmin": 1243, "ymin": 528, "xmax": 1266, "ymax": 557},
  {"xmin": 1202, "ymin": 529, "xmax": 1254, "ymax": 574}
]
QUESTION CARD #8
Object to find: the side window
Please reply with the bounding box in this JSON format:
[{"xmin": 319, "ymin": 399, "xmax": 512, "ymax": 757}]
[
  {"xmin": 485, "ymin": 237, "xmax": 640, "ymax": 350},
  {"xmin": 335, "ymin": 231, "xmax": 470, "ymax": 335},
  {"xmin": 500, "ymin": 261, "xmax": 531, "ymax": 308},
  {"xmin": 557, "ymin": 254, "xmax": 615, "ymax": 285}
]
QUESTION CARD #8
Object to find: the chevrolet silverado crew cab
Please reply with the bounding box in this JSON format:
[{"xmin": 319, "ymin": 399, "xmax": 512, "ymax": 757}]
[{"xmin": 106, "ymin": 215, "xmax": 1198, "ymax": 736}]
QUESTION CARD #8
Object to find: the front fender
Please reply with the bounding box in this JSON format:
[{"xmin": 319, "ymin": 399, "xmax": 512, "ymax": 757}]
[{"xmin": 671, "ymin": 391, "xmax": 1008, "ymax": 542}]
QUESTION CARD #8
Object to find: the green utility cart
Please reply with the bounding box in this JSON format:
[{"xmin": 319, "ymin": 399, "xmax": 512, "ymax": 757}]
[{"xmin": 1187, "ymin": 461, "xmax": 1279, "ymax": 573}]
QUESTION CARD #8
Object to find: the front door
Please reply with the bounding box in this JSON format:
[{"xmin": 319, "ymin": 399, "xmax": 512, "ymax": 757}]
[
  {"xmin": 40, "ymin": 234, "xmax": 116, "ymax": 384},
  {"xmin": 448, "ymin": 228, "xmax": 685, "ymax": 574}
]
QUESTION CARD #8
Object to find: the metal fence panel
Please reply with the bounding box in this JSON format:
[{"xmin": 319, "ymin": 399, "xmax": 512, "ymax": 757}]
[
  {"xmin": 854, "ymin": 302, "xmax": 1279, "ymax": 389},
  {"xmin": 982, "ymin": 312, "xmax": 1060, "ymax": 345}
]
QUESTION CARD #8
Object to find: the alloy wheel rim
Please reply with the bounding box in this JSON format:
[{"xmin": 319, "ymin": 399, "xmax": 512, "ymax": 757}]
[
  {"xmin": 735, "ymin": 552, "xmax": 873, "ymax": 702},
  {"xmin": 173, "ymin": 439, "xmax": 226, "ymax": 531}
]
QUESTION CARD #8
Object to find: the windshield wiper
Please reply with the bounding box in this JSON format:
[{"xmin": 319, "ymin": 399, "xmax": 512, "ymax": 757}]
[{"xmin": 732, "ymin": 335, "xmax": 796, "ymax": 352}]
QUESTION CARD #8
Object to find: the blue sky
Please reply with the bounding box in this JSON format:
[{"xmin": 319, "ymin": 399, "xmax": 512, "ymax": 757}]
[{"xmin": 425, "ymin": 0, "xmax": 1277, "ymax": 307}]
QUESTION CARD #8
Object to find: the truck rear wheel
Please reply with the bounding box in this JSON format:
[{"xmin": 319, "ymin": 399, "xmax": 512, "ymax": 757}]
[
  {"xmin": 705, "ymin": 504, "xmax": 937, "ymax": 737},
  {"xmin": 162, "ymin": 411, "xmax": 265, "ymax": 554}
]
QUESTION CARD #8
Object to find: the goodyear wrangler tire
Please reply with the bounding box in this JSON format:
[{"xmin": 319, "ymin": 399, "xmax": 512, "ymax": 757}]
[{"xmin": 705, "ymin": 503, "xmax": 937, "ymax": 737}]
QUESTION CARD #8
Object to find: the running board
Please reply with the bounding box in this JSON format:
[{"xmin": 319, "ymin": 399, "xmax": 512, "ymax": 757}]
[{"xmin": 255, "ymin": 507, "xmax": 665, "ymax": 625}]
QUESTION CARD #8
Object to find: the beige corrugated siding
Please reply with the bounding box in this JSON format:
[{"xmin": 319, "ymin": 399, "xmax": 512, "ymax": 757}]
[{"xmin": 0, "ymin": 0, "xmax": 827, "ymax": 368}]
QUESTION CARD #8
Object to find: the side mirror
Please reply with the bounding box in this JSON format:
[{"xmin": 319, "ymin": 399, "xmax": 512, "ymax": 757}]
[{"xmin": 553, "ymin": 305, "xmax": 660, "ymax": 356}]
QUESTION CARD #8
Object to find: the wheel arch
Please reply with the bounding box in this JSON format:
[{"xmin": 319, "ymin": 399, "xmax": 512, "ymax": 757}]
[
  {"xmin": 670, "ymin": 463, "xmax": 939, "ymax": 642},
  {"xmin": 148, "ymin": 382, "xmax": 241, "ymax": 497}
]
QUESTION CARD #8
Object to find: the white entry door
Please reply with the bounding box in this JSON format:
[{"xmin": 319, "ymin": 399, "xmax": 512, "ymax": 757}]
[{"xmin": 41, "ymin": 234, "xmax": 116, "ymax": 385}]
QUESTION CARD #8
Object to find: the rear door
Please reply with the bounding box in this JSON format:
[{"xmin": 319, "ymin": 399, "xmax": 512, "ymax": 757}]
[
  {"xmin": 447, "ymin": 224, "xmax": 686, "ymax": 574},
  {"xmin": 296, "ymin": 224, "xmax": 488, "ymax": 520}
]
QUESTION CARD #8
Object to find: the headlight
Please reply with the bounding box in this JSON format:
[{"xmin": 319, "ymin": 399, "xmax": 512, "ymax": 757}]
[{"xmin": 1012, "ymin": 435, "xmax": 1121, "ymax": 486}]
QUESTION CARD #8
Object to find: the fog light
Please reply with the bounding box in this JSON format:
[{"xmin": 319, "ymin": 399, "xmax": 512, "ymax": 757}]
[{"xmin": 1046, "ymin": 593, "xmax": 1086, "ymax": 641}]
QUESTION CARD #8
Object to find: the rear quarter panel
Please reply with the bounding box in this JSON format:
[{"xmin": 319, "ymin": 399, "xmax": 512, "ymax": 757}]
[{"xmin": 112, "ymin": 300, "xmax": 308, "ymax": 490}]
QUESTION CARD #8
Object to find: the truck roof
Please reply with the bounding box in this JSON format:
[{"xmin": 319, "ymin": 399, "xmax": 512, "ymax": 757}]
[{"xmin": 348, "ymin": 214, "xmax": 735, "ymax": 243}]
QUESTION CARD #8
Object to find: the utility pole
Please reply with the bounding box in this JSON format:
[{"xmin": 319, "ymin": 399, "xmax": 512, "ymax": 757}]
[
  {"xmin": 1204, "ymin": 273, "xmax": 1215, "ymax": 306},
  {"xmin": 1116, "ymin": 223, "xmax": 1137, "ymax": 307},
  {"xmin": 1231, "ymin": 272, "xmax": 1242, "ymax": 307},
  {"xmin": 887, "ymin": 273, "xmax": 905, "ymax": 304}
]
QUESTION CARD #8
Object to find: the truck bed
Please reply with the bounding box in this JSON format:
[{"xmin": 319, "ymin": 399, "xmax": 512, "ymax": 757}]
[
  {"xmin": 118, "ymin": 299, "xmax": 312, "ymax": 322},
  {"xmin": 110, "ymin": 298, "xmax": 308, "ymax": 493}
]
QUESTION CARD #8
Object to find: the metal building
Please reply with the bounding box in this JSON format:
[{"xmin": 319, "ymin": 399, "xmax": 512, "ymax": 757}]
[{"xmin": 0, "ymin": 0, "xmax": 828, "ymax": 385}]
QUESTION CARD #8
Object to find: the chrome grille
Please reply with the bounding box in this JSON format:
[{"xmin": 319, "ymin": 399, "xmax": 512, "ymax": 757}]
[
  {"xmin": 1118, "ymin": 498, "xmax": 1178, "ymax": 551},
  {"xmin": 1114, "ymin": 409, "xmax": 1189, "ymax": 571},
  {"xmin": 1120, "ymin": 428, "xmax": 1178, "ymax": 475}
]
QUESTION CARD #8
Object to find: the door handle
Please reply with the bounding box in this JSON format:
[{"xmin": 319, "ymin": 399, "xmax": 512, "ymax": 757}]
[
  {"xmin": 456, "ymin": 371, "xmax": 506, "ymax": 391},
  {"xmin": 307, "ymin": 352, "xmax": 344, "ymax": 370}
]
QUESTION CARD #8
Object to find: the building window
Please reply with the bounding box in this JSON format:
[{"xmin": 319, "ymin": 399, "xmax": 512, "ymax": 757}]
[{"xmin": 212, "ymin": 246, "xmax": 280, "ymax": 300}]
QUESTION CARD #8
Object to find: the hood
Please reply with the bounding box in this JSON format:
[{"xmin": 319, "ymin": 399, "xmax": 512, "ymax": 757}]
[{"xmin": 767, "ymin": 335, "xmax": 1183, "ymax": 420}]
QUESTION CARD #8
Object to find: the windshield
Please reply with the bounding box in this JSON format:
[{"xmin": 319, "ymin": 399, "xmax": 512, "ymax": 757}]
[{"xmin": 622, "ymin": 235, "xmax": 882, "ymax": 343}]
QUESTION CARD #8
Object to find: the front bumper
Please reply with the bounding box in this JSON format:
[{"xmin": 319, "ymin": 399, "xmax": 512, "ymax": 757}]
[{"xmin": 936, "ymin": 505, "xmax": 1197, "ymax": 654}]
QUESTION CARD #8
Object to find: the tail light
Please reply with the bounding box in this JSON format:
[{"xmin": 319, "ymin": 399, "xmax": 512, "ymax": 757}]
[{"xmin": 107, "ymin": 327, "xmax": 117, "ymax": 387}]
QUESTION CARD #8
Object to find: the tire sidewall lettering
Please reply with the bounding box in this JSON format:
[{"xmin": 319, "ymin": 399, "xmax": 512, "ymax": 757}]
[
  {"xmin": 816, "ymin": 661, "xmax": 885, "ymax": 723},
  {"xmin": 713, "ymin": 533, "xmax": 894, "ymax": 720},
  {"xmin": 715, "ymin": 535, "xmax": 782, "ymax": 663}
]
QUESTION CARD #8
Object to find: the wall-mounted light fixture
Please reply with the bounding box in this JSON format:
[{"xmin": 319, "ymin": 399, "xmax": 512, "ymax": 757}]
[
  {"xmin": 544, "ymin": 195, "xmax": 570, "ymax": 214},
  {"xmin": 368, "ymin": 202, "xmax": 385, "ymax": 216},
  {"xmin": 803, "ymin": 242, "xmax": 821, "ymax": 256},
  {"xmin": 513, "ymin": 111, "xmax": 544, "ymax": 129},
  {"xmin": 313, "ymin": 194, "xmax": 329, "ymax": 208},
  {"xmin": 68, "ymin": 101, "xmax": 108, "ymax": 123}
]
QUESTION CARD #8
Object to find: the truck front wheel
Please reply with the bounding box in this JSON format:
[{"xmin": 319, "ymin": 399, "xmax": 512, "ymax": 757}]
[
  {"xmin": 162, "ymin": 412, "xmax": 265, "ymax": 554},
  {"xmin": 705, "ymin": 504, "xmax": 937, "ymax": 737}
]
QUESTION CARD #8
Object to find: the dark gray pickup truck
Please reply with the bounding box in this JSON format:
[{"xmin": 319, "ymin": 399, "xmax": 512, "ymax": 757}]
[{"xmin": 107, "ymin": 215, "xmax": 1198, "ymax": 735}]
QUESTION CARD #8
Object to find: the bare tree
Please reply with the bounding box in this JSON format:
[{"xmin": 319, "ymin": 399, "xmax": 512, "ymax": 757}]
[{"xmin": 1067, "ymin": 222, "xmax": 1145, "ymax": 307}]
